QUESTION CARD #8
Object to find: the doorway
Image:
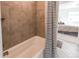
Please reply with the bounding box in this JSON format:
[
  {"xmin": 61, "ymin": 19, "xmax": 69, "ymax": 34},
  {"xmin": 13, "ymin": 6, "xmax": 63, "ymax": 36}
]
[{"xmin": 57, "ymin": 1, "xmax": 79, "ymax": 58}]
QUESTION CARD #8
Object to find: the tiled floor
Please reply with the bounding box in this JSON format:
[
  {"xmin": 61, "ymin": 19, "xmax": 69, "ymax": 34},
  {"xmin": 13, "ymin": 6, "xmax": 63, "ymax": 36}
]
[{"xmin": 57, "ymin": 33, "xmax": 79, "ymax": 58}]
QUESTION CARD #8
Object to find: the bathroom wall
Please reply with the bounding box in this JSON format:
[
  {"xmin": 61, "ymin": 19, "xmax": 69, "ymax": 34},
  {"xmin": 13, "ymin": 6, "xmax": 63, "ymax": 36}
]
[
  {"xmin": 1, "ymin": 1, "xmax": 45, "ymax": 51},
  {"xmin": 1, "ymin": 1, "xmax": 11, "ymax": 50},
  {"xmin": 37, "ymin": 2, "xmax": 45, "ymax": 38},
  {"xmin": 1, "ymin": 1, "xmax": 36, "ymax": 50},
  {"xmin": 0, "ymin": 2, "xmax": 3, "ymax": 57}
]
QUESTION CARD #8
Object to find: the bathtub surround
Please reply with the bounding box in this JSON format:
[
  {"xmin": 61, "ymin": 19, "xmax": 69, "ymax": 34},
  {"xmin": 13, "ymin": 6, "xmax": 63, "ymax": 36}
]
[
  {"xmin": 1, "ymin": 1, "xmax": 45, "ymax": 51},
  {"xmin": 37, "ymin": 2, "xmax": 45, "ymax": 37},
  {"xmin": 1, "ymin": 1, "xmax": 35, "ymax": 50},
  {"xmin": 33, "ymin": 1, "xmax": 37, "ymax": 35},
  {"xmin": 32, "ymin": 1, "xmax": 45, "ymax": 37},
  {"xmin": 1, "ymin": 2, "xmax": 36, "ymax": 50},
  {"xmin": 43, "ymin": 1, "xmax": 58, "ymax": 58}
]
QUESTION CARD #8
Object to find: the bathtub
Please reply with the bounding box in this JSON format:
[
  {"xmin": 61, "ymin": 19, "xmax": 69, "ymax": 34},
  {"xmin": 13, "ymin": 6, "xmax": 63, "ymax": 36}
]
[{"xmin": 3, "ymin": 36, "xmax": 45, "ymax": 58}]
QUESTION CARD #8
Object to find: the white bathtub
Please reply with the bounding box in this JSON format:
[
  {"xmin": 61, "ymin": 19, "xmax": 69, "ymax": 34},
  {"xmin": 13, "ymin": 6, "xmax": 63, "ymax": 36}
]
[{"xmin": 3, "ymin": 36, "xmax": 45, "ymax": 58}]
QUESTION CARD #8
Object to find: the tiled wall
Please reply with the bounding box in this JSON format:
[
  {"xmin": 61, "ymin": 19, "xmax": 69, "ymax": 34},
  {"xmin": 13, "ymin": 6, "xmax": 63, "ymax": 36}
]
[
  {"xmin": 1, "ymin": 2, "xmax": 11, "ymax": 50},
  {"xmin": 1, "ymin": 2, "xmax": 36, "ymax": 50},
  {"xmin": 37, "ymin": 2, "xmax": 45, "ymax": 38},
  {"xmin": 1, "ymin": 1, "xmax": 45, "ymax": 51},
  {"xmin": 44, "ymin": 2, "xmax": 58, "ymax": 57}
]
